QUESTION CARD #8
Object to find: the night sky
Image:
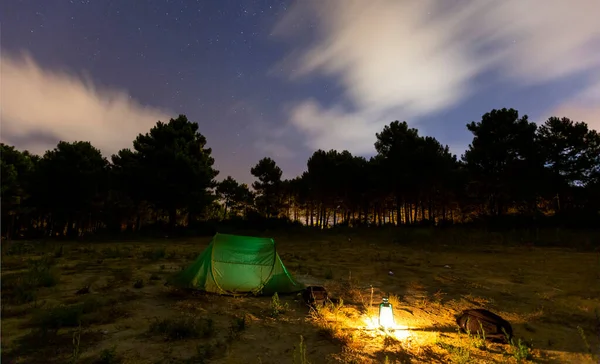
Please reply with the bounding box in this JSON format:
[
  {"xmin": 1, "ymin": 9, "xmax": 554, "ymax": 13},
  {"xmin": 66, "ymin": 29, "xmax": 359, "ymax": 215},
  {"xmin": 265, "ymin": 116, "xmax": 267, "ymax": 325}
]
[{"xmin": 2, "ymin": 0, "xmax": 599, "ymax": 184}]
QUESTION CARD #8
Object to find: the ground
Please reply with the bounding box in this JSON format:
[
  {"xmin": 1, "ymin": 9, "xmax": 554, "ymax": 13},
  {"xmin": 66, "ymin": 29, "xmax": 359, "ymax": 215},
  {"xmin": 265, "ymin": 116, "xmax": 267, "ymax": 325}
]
[{"xmin": 1, "ymin": 228, "xmax": 599, "ymax": 364}]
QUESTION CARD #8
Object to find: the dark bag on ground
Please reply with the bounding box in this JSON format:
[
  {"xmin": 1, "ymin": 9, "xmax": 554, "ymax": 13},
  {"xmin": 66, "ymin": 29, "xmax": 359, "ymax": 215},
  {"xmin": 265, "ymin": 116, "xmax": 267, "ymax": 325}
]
[
  {"xmin": 456, "ymin": 309, "xmax": 513, "ymax": 343},
  {"xmin": 302, "ymin": 286, "xmax": 328, "ymax": 307}
]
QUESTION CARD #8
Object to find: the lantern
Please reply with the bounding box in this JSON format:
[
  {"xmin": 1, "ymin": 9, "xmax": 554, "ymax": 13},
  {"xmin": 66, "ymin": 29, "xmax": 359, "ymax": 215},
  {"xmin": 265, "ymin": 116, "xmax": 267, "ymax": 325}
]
[{"xmin": 378, "ymin": 297, "xmax": 395, "ymax": 329}]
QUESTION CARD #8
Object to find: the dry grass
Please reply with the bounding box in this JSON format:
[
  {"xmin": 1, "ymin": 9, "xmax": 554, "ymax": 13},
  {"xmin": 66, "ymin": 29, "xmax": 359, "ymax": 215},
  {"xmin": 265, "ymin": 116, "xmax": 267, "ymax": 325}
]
[{"xmin": 1, "ymin": 228, "xmax": 599, "ymax": 363}]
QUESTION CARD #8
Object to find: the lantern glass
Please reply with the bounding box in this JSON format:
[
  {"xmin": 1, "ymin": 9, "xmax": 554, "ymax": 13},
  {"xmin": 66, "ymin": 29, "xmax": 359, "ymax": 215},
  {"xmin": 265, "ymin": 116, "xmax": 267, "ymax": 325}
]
[{"xmin": 378, "ymin": 297, "xmax": 395, "ymax": 329}]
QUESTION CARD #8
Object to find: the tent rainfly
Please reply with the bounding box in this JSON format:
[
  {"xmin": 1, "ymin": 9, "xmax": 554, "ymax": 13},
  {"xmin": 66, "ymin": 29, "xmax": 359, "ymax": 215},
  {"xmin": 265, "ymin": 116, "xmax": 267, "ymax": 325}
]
[{"xmin": 168, "ymin": 233, "xmax": 305, "ymax": 295}]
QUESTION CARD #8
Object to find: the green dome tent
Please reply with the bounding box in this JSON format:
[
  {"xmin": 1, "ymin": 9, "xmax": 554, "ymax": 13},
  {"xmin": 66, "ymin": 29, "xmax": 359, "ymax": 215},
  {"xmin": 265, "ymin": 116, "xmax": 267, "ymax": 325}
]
[{"xmin": 168, "ymin": 233, "xmax": 305, "ymax": 295}]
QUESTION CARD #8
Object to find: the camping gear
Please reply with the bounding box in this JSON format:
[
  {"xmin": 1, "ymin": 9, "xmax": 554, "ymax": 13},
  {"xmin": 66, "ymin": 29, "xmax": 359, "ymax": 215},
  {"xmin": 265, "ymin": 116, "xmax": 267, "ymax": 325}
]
[
  {"xmin": 168, "ymin": 233, "xmax": 305, "ymax": 295},
  {"xmin": 302, "ymin": 285, "xmax": 328, "ymax": 307},
  {"xmin": 379, "ymin": 297, "xmax": 395, "ymax": 329},
  {"xmin": 456, "ymin": 309, "xmax": 513, "ymax": 342}
]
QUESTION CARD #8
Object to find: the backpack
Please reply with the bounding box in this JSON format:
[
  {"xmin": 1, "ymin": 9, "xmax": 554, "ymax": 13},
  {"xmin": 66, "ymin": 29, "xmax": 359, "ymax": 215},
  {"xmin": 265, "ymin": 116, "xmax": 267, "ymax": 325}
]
[
  {"xmin": 456, "ymin": 309, "xmax": 513, "ymax": 343},
  {"xmin": 301, "ymin": 286, "xmax": 329, "ymax": 307}
]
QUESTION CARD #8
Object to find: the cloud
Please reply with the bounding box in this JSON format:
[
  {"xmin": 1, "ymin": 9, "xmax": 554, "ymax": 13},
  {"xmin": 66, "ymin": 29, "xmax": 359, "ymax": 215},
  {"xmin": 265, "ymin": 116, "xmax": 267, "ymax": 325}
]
[
  {"xmin": 1, "ymin": 51, "xmax": 172, "ymax": 157},
  {"xmin": 253, "ymin": 140, "xmax": 296, "ymax": 160},
  {"xmin": 251, "ymin": 120, "xmax": 297, "ymax": 160},
  {"xmin": 543, "ymin": 73, "xmax": 600, "ymax": 132},
  {"xmin": 273, "ymin": 0, "xmax": 600, "ymax": 154},
  {"xmin": 287, "ymin": 99, "xmax": 400, "ymax": 154},
  {"xmin": 550, "ymin": 104, "xmax": 600, "ymax": 132},
  {"xmin": 225, "ymin": 99, "xmax": 297, "ymax": 160}
]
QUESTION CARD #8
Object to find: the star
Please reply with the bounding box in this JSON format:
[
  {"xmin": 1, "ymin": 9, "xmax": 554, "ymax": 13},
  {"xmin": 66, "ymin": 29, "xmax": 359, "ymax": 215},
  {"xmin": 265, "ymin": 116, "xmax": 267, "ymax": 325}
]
[{"xmin": 3, "ymin": 0, "xmax": 597, "ymax": 190}]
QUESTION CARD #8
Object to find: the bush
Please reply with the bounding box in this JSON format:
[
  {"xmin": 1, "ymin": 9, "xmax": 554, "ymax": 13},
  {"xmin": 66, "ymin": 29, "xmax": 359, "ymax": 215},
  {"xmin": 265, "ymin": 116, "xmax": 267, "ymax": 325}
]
[
  {"xmin": 32, "ymin": 305, "xmax": 83, "ymax": 331},
  {"xmin": 149, "ymin": 315, "xmax": 214, "ymax": 340},
  {"xmin": 142, "ymin": 247, "xmax": 166, "ymax": 261},
  {"xmin": 95, "ymin": 346, "xmax": 121, "ymax": 364},
  {"xmin": 31, "ymin": 296, "xmax": 130, "ymax": 331},
  {"xmin": 1, "ymin": 256, "xmax": 59, "ymax": 304},
  {"xmin": 149, "ymin": 273, "xmax": 161, "ymax": 281}
]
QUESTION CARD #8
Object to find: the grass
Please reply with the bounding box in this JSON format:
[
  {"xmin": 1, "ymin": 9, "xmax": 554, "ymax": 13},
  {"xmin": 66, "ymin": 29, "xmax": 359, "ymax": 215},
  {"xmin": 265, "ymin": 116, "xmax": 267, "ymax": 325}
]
[
  {"xmin": 27, "ymin": 294, "xmax": 133, "ymax": 335},
  {"xmin": 436, "ymin": 338, "xmax": 472, "ymax": 364},
  {"xmin": 32, "ymin": 304, "xmax": 84, "ymax": 331},
  {"xmin": 70, "ymin": 324, "xmax": 82, "ymax": 364},
  {"xmin": 293, "ymin": 335, "xmax": 310, "ymax": 364},
  {"xmin": 509, "ymin": 337, "xmax": 533, "ymax": 362},
  {"xmin": 1, "ymin": 255, "xmax": 60, "ymax": 305},
  {"xmin": 269, "ymin": 292, "xmax": 288, "ymax": 318},
  {"xmin": 95, "ymin": 346, "xmax": 121, "ymax": 364},
  {"xmin": 149, "ymin": 315, "xmax": 215, "ymax": 341},
  {"xmin": 149, "ymin": 273, "xmax": 161, "ymax": 281},
  {"xmin": 227, "ymin": 314, "xmax": 248, "ymax": 340},
  {"xmin": 133, "ymin": 279, "xmax": 145, "ymax": 289},
  {"xmin": 1, "ymin": 228, "xmax": 599, "ymax": 363},
  {"xmin": 142, "ymin": 247, "xmax": 167, "ymax": 261}
]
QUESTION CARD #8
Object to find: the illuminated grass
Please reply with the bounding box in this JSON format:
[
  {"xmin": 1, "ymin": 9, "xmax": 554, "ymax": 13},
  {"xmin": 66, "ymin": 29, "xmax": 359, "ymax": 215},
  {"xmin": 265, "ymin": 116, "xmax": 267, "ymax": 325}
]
[{"xmin": 1, "ymin": 230, "xmax": 598, "ymax": 363}]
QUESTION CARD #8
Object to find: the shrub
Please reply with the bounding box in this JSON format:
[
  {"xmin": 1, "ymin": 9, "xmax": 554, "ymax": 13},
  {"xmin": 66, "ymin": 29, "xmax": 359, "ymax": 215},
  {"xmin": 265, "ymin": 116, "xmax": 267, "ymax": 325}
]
[
  {"xmin": 149, "ymin": 315, "xmax": 215, "ymax": 340},
  {"xmin": 32, "ymin": 305, "xmax": 83, "ymax": 332},
  {"xmin": 270, "ymin": 292, "xmax": 288, "ymax": 318},
  {"xmin": 96, "ymin": 346, "xmax": 121, "ymax": 364},
  {"xmin": 142, "ymin": 247, "xmax": 166, "ymax": 261},
  {"xmin": 1, "ymin": 257, "xmax": 60, "ymax": 304}
]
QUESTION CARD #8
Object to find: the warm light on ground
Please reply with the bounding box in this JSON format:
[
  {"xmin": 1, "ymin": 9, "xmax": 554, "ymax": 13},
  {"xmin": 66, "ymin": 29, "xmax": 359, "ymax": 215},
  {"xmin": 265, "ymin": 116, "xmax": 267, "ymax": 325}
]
[{"xmin": 362, "ymin": 315, "xmax": 413, "ymax": 340}]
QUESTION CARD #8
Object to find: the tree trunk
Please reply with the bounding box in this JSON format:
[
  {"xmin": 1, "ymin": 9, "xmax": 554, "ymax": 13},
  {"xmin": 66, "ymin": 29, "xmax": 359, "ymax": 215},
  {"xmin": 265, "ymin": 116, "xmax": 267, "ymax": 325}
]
[
  {"xmin": 427, "ymin": 199, "xmax": 432, "ymax": 221},
  {"xmin": 45, "ymin": 215, "xmax": 52, "ymax": 237},
  {"xmin": 395, "ymin": 195, "xmax": 402, "ymax": 226},
  {"xmin": 413, "ymin": 203, "xmax": 419, "ymax": 223},
  {"xmin": 187, "ymin": 210, "xmax": 195, "ymax": 228},
  {"xmin": 168, "ymin": 208, "xmax": 177, "ymax": 232},
  {"xmin": 6, "ymin": 214, "xmax": 15, "ymax": 240},
  {"xmin": 66, "ymin": 216, "xmax": 76, "ymax": 238}
]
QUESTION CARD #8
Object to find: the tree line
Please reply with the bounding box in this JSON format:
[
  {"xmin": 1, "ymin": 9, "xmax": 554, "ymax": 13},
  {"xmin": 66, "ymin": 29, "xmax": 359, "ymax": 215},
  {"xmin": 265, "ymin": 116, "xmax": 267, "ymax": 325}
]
[{"xmin": 1, "ymin": 108, "xmax": 599, "ymax": 239}]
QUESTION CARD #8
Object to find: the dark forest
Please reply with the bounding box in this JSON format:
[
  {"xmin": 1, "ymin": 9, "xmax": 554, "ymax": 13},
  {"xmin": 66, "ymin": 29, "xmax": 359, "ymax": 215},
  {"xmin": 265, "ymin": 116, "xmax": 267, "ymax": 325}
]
[{"xmin": 2, "ymin": 108, "xmax": 599, "ymax": 240}]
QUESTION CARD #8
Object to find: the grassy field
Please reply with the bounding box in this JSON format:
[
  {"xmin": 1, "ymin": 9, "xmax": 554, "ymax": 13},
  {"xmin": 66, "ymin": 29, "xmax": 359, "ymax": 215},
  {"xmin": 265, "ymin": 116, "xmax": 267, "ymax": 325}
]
[{"xmin": 1, "ymin": 229, "xmax": 599, "ymax": 363}]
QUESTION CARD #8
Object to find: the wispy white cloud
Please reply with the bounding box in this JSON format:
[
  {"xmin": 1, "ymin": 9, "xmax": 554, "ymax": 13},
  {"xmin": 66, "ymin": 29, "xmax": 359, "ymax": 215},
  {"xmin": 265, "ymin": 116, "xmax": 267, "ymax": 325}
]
[
  {"xmin": 1, "ymin": 51, "xmax": 172, "ymax": 157},
  {"xmin": 287, "ymin": 99, "xmax": 400, "ymax": 154},
  {"xmin": 273, "ymin": 0, "xmax": 600, "ymax": 154}
]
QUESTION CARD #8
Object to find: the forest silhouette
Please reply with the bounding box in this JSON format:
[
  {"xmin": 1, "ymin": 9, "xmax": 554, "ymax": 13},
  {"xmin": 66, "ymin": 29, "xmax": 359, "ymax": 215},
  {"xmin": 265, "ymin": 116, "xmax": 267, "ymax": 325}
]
[{"xmin": 2, "ymin": 108, "xmax": 599, "ymax": 239}]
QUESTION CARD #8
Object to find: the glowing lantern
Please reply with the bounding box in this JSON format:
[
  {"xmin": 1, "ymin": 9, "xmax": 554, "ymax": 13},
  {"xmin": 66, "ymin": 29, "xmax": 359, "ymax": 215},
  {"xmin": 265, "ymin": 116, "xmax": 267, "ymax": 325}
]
[{"xmin": 378, "ymin": 297, "xmax": 395, "ymax": 329}]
